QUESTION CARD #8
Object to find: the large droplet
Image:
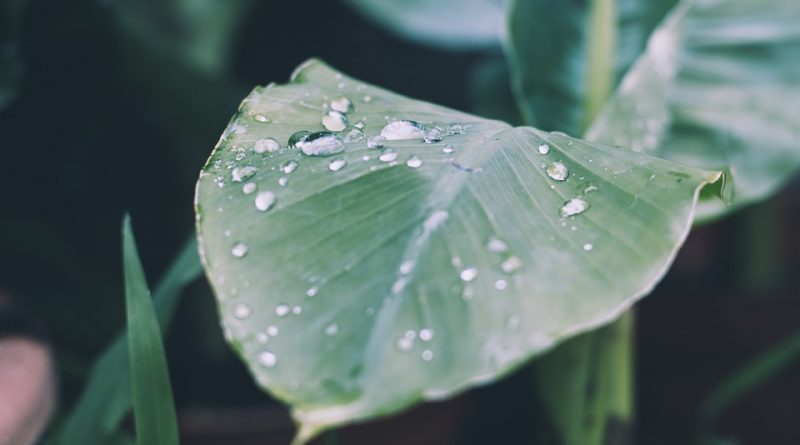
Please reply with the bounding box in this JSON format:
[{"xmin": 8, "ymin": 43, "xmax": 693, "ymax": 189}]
[
  {"xmin": 322, "ymin": 110, "xmax": 348, "ymax": 132},
  {"xmin": 330, "ymin": 96, "xmax": 354, "ymax": 113},
  {"xmin": 546, "ymin": 162, "xmax": 569, "ymax": 181},
  {"xmin": 460, "ymin": 267, "xmax": 478, "ymax": 282},
  {"xmin": 282, "ymin": 160, "xmax": 299, "ymax": 174},
  {"xmin": 258, "ymin": 351, "xmax": 277, "ymax": 368},
  {"xmin": 500, "ymin": 256, "xmax": 523, "ymax": 274},
  {"xmin": 406, "ymin": 156, "xmax": 423, "ymax": 168},
  {"xmin": 255, "ymin": 191, "xmax": 276, "ymax": 211},
  {"xmin": 328, "ymin": 158, "xmax": 347, "ymax": 172},
  {"xmin": 254, "ymin": 138, "xmax": 280, "ymax": 154},
  {"xmin": 560, "ymin": 198, "xmax": 590, "ymax": 217},
  {"xmin": 537, "ymin": 143, "xmax": 550, "ymax": 155},
  {"xmin": 424, "ymin": 127, "xmax": 443, "ymax": 144},
  {"xmin": 232, "ymin": 166, "xmax": 256, "ymax": 182},
  {"xmin": 232, "ymin": 303, "xmax": 251, "ymax": 319},
  {"xmin": 381, "ymin": 120, "xmax": 425, "ymax": 140},
  {"xmin": 299, "ymin": 132, "xmax": 345, "ymax": 156},
  {"xmin": 231, "ymin": 242, "xmax": 248, "ymax": 258}
]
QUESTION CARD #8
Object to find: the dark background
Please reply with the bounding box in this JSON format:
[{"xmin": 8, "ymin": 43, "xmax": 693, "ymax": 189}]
[{"xmin": 1, "ymin": 1, "xmax": 798, "ymax": 444}]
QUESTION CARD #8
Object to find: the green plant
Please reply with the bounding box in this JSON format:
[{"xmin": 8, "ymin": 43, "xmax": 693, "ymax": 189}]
[{"xmin": 50, "ymin": 0, "xmax": 800, "ymax": 444}]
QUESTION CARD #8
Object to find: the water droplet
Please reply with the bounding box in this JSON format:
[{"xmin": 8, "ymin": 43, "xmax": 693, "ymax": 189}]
[
  {"xmin": 390, "ymin": 260, "xmax": 412, "ymax": 279},
  {"xmin": 494, "ymin": 279, "xmax": 508, "ymax": 290},
  {"xmin": 462, "ymin": 285, "xmax": 474, "ymax": 301},
  {"xmin": 330, "ymin": 96, "xmax": 354, "ymax": 113},
  {"xmin": 381, "ymin": 120, "xmax": 425, "ymax": 140},
  {"xmin": 289, "ymin": 131, "xmax": 310, "ymax": 149},
  {"xmin": 460, "ymin": 267, "xmax": 478, "ymax": 282},
  {"xmin": 267, "ymin": 325, "xmax": 279, "ymax": 336},
  {"xmin": 583, "ymin": 243, "xmax": 593, "ymax": 251},
  {"xmin": 322, "ymin": 110, "xmax": 349, "ymax": 132},
  {"xmin": 363, "ymin": 95, "xmax": 373, "ymax": 103},
  {"xmin": 406, "ymin": 156, "xmax": 423, "ymax": 168},
  {"xmin": 367, "ymin": 135, "xmax": 386, "ymax": 149},
  {"xmin": 443, "ymin": 144, "xmax": 455, "ymax": 154},
  {"xmin": 584, "ymin": 185, "xmax": 598, "ymax": 193},
  {"xmin": 446, "ymin": 124, "xmax": 464, "ymax": 135},
  {"xmin": 379, "ymin": 151, "xmax": 398, "ymax": 162},
  {"xmin": 421, "ymin": 350, "xmax": 434, "ymax": 361},
  {"xmin": 325, "ymin": 323, "xmax": 339, "ymax": 336},
  {"xmin": 255, "ymin": 191, "xmax": 276, "ymax": 211},
  {"xmin": 256, "ymin": 332, "xmax": 269, "ymax": 343},
  {"xmin": 344, "ymin": 127, "xmax": 365, "ymax": 142},
  {"xmin": 419, "ymin": 329, "xmax": 434, "ymax": 341},
  {"xmin": 560, "ymin": 198, "xmax": 590, "ymax": 217},
  {"xmin": 254, "ymin": 114, "xmax": 270, "ymax": 123},
  {"xmin": 232, "ymin": 303, "xmax": 251, "ymax": 319},
  {"xmin": 537, "ymin": 143, "xmax": 550, "ymax": 155},
  {"xmin": 292, "ymin": 305, "xmax": 303, "ymax": 315},
  {"xmin": 396, "ymin": 337, "xmax": 413, "ymax": 351},
  {"xmin": 306, "ymin": 286, "xmax": 318, "ymax": 297},
  {"xmin": 299, "ymin": 132, "xmax": 345, "ymax": 156},
  {"xmin": 487, "ymin": 237, "xmax": 508, "ymax": 253},
  {"xmin": 258, "ymin": 350, "xmax": 277, "ymax": 368},
  {"xmin": 232, "ymin": 166, "xmax": 257, "ymax": 182},
  {"xmin": 405, "ymin": 330, "xmax": 417, "ymax": 340},
  {"xmin": 242, "ymin": 182, "xmax": 257, "ymax": 195},
  {"xmin": 501, "ymin": 256, "xmax": 523, "ymax": 274},
  {"xmin": 278, "ymin": 177, "xmax": 288, "ymax": 187},
  {"xmin": 546, "ymin": 162, "xmax": 569, "ymax": 181},
  {"xmin": 275, "ymin": 304, "xmax": 290, "ymax": 317},
  {"xmin": 254, "ymin": 138, "xmax": 280, "ymax": 153},
  {"xmin": 231, "ymin": 242, "xmax": 248, "ymax": 258},
  {"xmin": 424, "ymin": 127, "xmax": 443, "ymax": 144},
  {"xmin": 329, "ymin": 158, "xmax": 347, "ymax": 172},
  {"xmin": 282, "ymin": 160, "xmax": 299, "ymax": 174}
]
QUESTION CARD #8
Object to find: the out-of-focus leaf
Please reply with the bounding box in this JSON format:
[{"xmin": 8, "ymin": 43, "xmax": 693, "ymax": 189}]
[
  {"xmin": 55, "ymin": 236, "xmax": 201, "ymax": 445},
  {"xmin": 342, "ymin": 0, "xmax": 505, "ymax": 50},
  {"xmin": 123, "ymin": 216, "xmax": 180, "ymax": 445},
  {"xmin": 505, "ymin": 0, "xmax": 676, "ymax": 134},
  {"xmin": 467, "ymin": 56, "xmax": 523, "ymax": 126},
  {"xmin": 195, "ymin": 59, "xmax": 723, "ymax": 442},
  {"xmin": 0, "ymin": 0, "xmax": 28, "ymax": 110},
  {"xmin": 587, "ymin": 0, "xmax": 800, "ymax": 219}
]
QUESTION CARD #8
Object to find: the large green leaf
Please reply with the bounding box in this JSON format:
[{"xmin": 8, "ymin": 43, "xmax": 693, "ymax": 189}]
[
  {"xmin": 123, "ymin": 217, "xmax": 180, "ymax": 445},
  {"xmin": 587, "ymin": 0, "xmax": 800, "ymax": 218},
  {"xmin": 195, "ymin": 59, "xmax": 722, "ymax": 442},
  {"xmin": 504, "ymin": 0, "xmax": 676, "ymax": 134},
  {"xmin": 342, "ymin": 0, "xmax": 505, "ymax": 50}
]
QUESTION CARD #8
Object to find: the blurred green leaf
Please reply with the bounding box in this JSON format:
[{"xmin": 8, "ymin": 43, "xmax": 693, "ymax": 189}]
[
  {"xmin": 342, "ymin": 0, "xmax": 506, "ymax": 49},
  {"xmin": 55, "ymin": 236, "xmax": 201, "ymax": 445},
  {"xmin": 195, "ymin": 59, "xmax": 723, "ymax": 442},
  {"xmin": 587, "ymin": 0, "xmax": 800, "ymax": 219},
  {"xmin": 504, "ymin": 0, "xmax": 676, "ymax": 134},
  {"xmin": 467, "ymin": 56, "xmax": 523, "ymax": 126},
  {"xmin": 0, "ymin": 0, "xmax": 28, "ymax": 110},
  {"xmin": 123, "ymin": 216, "xmax": 180, "ymax": 445}
]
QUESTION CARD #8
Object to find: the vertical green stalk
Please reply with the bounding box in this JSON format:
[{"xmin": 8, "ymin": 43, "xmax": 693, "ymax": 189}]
[{"xmin": 531, "ymin": 0, "xmax": 634, "ymax": 444}]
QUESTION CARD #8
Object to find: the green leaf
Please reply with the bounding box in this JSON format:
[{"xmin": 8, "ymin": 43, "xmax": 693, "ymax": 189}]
[
  {"xmin": 195, "ymin": 59, "xmax": 722, "ymax": 442},
  {"xmin": 123, "ymin": 216, "xmax": 180, "ymax": 445},
  {"xmin": 504, "ymin": 0, "xmax": 676, "ymax": 134},
  {"xmin": 587, "ymin": 0, "xmax": 800, "ymax": 219},
  {"xmin": 342, "ymin": 0, "xmax": 505, "ymax": 49},
  {"xmin": 55, "ymin": 236, "xmax": 201, "ymax": 445}
]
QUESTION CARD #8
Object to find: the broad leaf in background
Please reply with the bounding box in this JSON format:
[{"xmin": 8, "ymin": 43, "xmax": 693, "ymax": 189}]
[
  {"xmin": 0, "ymin": 0, "xmax": 27, "ymax": 110},
  {"xmin": 123, "ymin": 217, "xmax": 180, "ymax": 445},
  {"xmin": 504, "ymin": 0, "xmax": 676, "ymax": 135},
  {"xmin": 55, "ymin": 237, "xmax": 201, "ymax": 445},
  {"xmin": 342, "ymin": 0, "xmax": 505, "ymax": 49},
  {"xmin": 195, "ymin": 59, "xmax": 723, "ymax": 442},
  {"xmin": 587, "ymin": 0, "xmax": 800, "ymax": 219}
]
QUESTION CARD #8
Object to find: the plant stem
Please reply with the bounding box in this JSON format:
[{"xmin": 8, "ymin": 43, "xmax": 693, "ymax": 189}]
[{"xmin": 583, "ymin": 0, "xmax": 616, "ymax": 133}]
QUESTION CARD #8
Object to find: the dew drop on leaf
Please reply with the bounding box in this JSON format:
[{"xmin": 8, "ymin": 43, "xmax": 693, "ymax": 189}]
[
  {"xmin": 381, "ymin": 120, "xmax": 425, "ymax": 140},
  {"xmin": 299, "ymin": 131, "xmax": 346, "ymax": 156},
  {"xmin": 322, "ymin": 110, "xmax": 349, "ymax": 132},
  {"xmin": 487, "ymin": 237, "xmax": 508, "ymax": 253},
  {"xmin": 329, "ymin": 158, "xmax": 347, "ymax": 172},
  {"xmin": 460, "ymin": 267, "xmax": 478, "ymax": 282},
  {"xmin": 419, "ymin": 329, "xmax": 434, "ymax": 341},
  {"xmin": 546, "ymin": 162, "xmax": 569, "ymax": 181},
  {"xmin": 424, "ymin": 127, "xmax": 443, "ymax": 144},
  {"xmin": 583, "ymin": 243, "xmax": 593, "ymax": 251},
  {"xmin": 275, "ymin": 304, "xmax": 290, "ymax": 317},
  {"xmin": 443, "ymin": 144, "xmax": 455, "ymax": 154},
  {"xmin": 255, "ymin": 191, "xmax": 276, "ymax": 211},
  {"xmin": 560, "ymin": 198, "xmax": 590, "ymax": 217},
  {"xmin": 253, "ymin": 114, "xmax": 271, "ymax": 123},
  {"xmin": 500, "ymin": 256, "xmax": 523, "ymax": 274},
  {"xmin": 325, "ymin": 323, "xmax": 339, "ymax": 336},
  {"xmin": 232, "ymin": 303, "xmax": 252, "ymax": 319},
  {"xmin": 379, "ymin": 151, "xmax": 398, "ymax": 162},
  {"xmin": 538, "ymin": 143, "xmax": 550, "ymax": 155},
  {"xmin": 344, "ymin": 127, "xmax": 365, "ymax": 142},
  {"xmin": 330, "ymin": 96, "xmax": 354, "ymax": 113},
  {"xmin": 289, "ymin": 130, "xmax": 310, "ymax": 149},
  {"xmin": 406, "ymin": 156, "xmax": 423, "ymax": 168},
  {"xmin": 367, "ymin": 135, "xmax": 386, "ymax": 149},
  {"xmin": 267, "ymin": 325, "xmax": 279, "ymax": 336},
  {"xmin": 282, "ymin": 160, "xmax": 299, "ymax": 174},
  {"xmin": 231, "ymin": 242, "xmax": 249, "ymax": 258},
  {"xmin": 421, "ymin": 350, "xmax": 434, "ymax": 361},
  {"xmin": 242, "ymin": 182, "xmax": 257, "ymax": 195},
  {"xmin": 258, "ymin": 351, "xmax": 277, "ymax": 368},
  {"xmin": 254, "ymin": 138, "xmax": 280, "ymax": 153},
  {"xmin": 494, "ymin": 279, "xmax": 508, "ymax": 290}
]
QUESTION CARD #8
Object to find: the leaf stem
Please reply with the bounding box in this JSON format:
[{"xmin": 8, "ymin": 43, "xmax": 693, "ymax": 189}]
[{"xmin": 583, "ymin": 0, "xmax": 617, "ymax": 135}]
